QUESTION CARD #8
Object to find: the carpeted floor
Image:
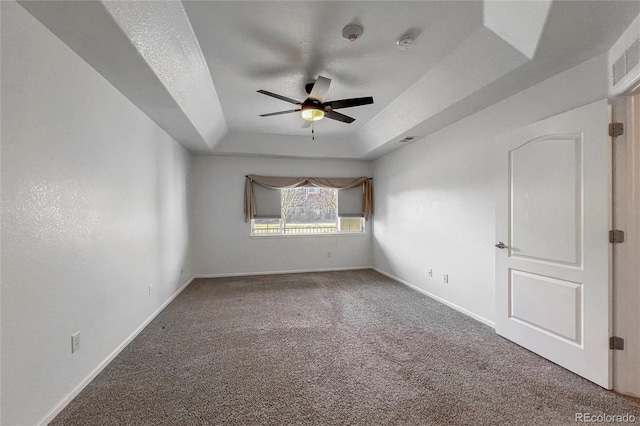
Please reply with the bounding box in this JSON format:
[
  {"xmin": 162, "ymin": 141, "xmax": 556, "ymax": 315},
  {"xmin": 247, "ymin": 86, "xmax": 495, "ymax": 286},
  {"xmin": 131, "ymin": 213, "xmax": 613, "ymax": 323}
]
[{"xmin": 52, "ymin": 269, "xmax": 640, "ymax": 425}]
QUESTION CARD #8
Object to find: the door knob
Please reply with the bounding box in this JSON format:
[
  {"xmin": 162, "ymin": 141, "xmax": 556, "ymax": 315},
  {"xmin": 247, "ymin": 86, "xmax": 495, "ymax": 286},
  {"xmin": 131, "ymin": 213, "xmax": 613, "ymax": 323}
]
[{"xmin": 495, "ymin": 242, "xmax": 508, "ymax": 249}]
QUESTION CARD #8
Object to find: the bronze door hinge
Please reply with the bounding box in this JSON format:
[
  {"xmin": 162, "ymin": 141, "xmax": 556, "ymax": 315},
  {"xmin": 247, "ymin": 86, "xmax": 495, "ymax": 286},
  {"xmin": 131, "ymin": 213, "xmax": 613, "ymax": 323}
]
[{"xmin": 609, "ymin": 123, "xmax": 624, "ymax": 137}]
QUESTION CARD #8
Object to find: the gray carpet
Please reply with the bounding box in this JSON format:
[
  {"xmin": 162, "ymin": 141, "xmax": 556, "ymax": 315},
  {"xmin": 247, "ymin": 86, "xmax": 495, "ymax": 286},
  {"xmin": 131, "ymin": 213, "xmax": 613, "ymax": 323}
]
[{"xmin": 52, "ymin": 269, "xmax": 640, "ymax": 425}]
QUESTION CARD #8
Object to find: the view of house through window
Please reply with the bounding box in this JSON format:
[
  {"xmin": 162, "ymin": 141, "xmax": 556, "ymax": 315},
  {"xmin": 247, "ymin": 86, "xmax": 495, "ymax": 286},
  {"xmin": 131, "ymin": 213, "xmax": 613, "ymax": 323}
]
[{"xmin": 252, "ymin": 186, "xmax": 365, "ymax": 235}]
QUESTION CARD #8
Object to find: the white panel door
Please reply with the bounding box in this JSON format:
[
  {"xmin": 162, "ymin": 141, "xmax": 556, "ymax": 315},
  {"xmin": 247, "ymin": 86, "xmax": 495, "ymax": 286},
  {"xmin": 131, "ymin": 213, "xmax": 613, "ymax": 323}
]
[{"xmin": 495, "ymin": 99, "xmax": 611, "ymax": 388}]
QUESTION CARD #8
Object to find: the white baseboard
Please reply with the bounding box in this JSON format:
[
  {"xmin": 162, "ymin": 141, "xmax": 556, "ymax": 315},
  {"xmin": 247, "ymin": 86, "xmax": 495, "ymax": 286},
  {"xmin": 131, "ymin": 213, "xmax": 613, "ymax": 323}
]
[
  {"xmin": 194, "ymin": 266, "xmax": 371, "ymax": 279},
  {"xmin": 37, "ymin": 276, "xmax": 196, "ymax": 426},
  {"xmin": 372, "ymin": 267, "xmax": 495, "ymax": 328}
]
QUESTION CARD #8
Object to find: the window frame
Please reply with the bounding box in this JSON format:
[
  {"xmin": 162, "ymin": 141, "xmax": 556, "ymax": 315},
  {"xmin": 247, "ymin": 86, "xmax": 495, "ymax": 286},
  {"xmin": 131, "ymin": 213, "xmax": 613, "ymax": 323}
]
[{"xmin": 250, "ymin": 186, "xmax": 366, "ymax": 237}]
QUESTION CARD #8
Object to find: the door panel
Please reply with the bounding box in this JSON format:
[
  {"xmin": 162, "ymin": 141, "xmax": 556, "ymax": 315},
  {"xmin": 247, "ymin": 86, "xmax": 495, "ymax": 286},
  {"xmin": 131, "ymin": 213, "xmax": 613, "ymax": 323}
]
[
  {"xmin": 496, "ymin": 99, "xmax": 611, "ymax": 388},
  {"xmin": 510, "ymin": 134, "xmax": 581, "ymax": 265},
  {"xmin": 510, "ymin": 270, "xmax": 582, "ymax": 344}
]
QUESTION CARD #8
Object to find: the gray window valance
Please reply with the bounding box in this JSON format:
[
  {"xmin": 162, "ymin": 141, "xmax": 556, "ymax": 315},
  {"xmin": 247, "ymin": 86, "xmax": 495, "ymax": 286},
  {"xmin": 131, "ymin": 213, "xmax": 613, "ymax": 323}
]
[{"xmin": 244, "ymin": 175, "xmax": 372, "ymax": 222}]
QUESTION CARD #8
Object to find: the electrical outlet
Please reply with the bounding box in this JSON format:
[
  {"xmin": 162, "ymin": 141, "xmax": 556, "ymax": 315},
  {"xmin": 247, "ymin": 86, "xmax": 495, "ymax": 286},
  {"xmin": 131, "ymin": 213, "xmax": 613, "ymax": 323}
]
[
  {"xmin": 148, "ymin": 284, "xmax": 152, "ymax": 295},
  {"xmin": 428, "ymin": 269, "xmax": 433, "ymax": 277},
  {"xmin": 443, "ymin": 274, "xmax": 448, "ymax": 283},
  {"xmin": 71, "ymin": 331, "xmax": 81, "ymax": 353}
]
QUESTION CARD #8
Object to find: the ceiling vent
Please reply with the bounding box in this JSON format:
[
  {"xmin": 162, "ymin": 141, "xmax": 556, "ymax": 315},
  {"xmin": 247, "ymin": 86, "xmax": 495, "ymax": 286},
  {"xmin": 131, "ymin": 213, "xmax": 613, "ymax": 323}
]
[
  {"xmin": 398, "ymin": 136, "xmax": 416, "ymax": 143},
  {"xmin": 613, "ymin": 38, "xmax": 640, "ymax": 86}
]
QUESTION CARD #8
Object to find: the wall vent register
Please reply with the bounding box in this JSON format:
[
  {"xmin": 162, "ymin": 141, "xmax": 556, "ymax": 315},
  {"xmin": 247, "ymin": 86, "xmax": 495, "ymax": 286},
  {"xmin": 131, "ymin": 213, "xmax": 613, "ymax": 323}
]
[{"xmin": 613, "ymin": 38, "xmax": 640, "ymax": 86}]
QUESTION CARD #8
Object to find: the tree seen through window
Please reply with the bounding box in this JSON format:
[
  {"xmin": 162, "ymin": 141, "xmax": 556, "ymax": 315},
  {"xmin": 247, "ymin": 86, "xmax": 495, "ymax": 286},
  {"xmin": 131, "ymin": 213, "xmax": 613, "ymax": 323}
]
[{"xmin": 281, "ymin": 187, "xmax": 337, "ymax": 233}]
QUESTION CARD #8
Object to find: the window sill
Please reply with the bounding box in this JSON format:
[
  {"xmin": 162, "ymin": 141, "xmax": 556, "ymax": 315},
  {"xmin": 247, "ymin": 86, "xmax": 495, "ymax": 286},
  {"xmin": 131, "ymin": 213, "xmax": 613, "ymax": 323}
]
[{"xmin": 250, "ymin": 232, "xmax": 367, "ymax": 239}]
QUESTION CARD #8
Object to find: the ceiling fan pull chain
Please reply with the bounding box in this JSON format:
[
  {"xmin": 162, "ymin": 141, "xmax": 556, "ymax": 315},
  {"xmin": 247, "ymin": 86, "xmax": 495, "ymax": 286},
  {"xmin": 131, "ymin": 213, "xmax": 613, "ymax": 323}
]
[{"xmin": 312, "ymin": 122, "xmax": 315, "ymax": 141}]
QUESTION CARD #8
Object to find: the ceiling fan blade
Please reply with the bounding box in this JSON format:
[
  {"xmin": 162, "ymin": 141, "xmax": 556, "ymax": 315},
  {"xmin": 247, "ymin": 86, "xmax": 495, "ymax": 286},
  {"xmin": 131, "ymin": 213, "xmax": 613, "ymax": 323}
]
[
  {"xmin": 309, "ymin": 75, "xmax": 331, "ymax": 103},
  {"xmin": 259, "ymin": 109, "xmax": 301, "ymax": 117},
  {"xmin": 326, "ymin": 97, "xmax": 374, "ymax": 110},
  {"xmin": 257, "ymin": 90, "xmax": 301, "ymax": 105},
  {"xmin": 324, "ymin": 110, "xmax": 355, "ymax": 123}
]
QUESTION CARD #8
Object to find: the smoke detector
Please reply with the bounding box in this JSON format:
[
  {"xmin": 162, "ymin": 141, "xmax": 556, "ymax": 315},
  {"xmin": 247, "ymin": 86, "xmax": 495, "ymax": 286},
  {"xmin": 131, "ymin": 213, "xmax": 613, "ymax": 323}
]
[
  {"xmin": 342, "ymin": 24, "xmax": 363, "ymax": 42},
  {"xmin": 396, "ymin": 34, "xmax": 416, "ymax": 50}
]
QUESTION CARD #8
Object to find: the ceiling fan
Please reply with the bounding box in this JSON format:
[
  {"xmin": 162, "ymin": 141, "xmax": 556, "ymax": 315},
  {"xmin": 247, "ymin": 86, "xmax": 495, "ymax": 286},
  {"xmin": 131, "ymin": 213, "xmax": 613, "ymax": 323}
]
[{"xmin": 257, "ymin": 76, "xmax": 373, "ymax": 124}]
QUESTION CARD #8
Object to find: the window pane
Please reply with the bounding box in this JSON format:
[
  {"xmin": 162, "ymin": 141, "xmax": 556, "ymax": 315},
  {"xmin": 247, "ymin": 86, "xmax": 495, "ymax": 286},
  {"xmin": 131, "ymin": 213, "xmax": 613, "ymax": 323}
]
[
  {"xmin": 253, "ymin": 184, "xmax": 282, "ymax": 219},
  {"xmin": 338, "ymin": 186, "xmax": 364, "ymax": 217},
  {"xmin": 339, "ymin": 217, "xmax": 365, "ymax": 233},
  {"xmin": 282, "ymin": 187, "xmax": 337, "ymax": 234},
  {"xmin": 251, "ymin": 218, "xmax": 282, "ymax": 234}
]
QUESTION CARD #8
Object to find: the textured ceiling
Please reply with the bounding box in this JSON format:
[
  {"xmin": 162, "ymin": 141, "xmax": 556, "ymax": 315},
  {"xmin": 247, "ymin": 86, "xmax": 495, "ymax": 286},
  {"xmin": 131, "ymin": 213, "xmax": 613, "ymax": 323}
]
[
  {"xmin": 183, "ymin": 1, "xmax": 483, "ymax": 137},
  {"xmin": 17, "ymin": 1, "xmax": 640, "ymax": 159}
]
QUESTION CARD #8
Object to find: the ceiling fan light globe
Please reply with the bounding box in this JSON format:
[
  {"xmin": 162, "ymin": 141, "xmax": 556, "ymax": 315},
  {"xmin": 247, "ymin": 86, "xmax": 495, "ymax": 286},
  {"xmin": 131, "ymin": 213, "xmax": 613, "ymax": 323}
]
[{"xmin": 302, "ymin": 108, "xmax": 324, "ymax": 121}]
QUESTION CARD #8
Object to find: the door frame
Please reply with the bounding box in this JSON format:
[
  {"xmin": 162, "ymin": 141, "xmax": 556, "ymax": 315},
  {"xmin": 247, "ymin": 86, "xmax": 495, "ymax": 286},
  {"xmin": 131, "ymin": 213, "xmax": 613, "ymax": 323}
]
[{"xmin": 612, "ymin": 91, "xmax": 640, "ymax": 397}]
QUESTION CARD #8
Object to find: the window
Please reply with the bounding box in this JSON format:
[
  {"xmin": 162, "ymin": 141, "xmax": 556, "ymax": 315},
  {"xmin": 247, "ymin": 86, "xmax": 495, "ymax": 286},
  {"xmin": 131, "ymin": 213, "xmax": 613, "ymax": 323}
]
[
  {"xmin": 251, "ymin": 186, "xmax": 365, "ymax": 235},
  {"xmin": 245, "ymin": 175, "xmax": 371, "ymax": 234}
]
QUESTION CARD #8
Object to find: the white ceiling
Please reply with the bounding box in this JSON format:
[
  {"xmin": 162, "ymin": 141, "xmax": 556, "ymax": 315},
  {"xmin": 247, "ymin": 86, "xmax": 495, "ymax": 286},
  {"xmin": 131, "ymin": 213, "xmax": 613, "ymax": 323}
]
[{"xmin": 18, "ymin": 1, "xmax": 639, "ymax": 159}]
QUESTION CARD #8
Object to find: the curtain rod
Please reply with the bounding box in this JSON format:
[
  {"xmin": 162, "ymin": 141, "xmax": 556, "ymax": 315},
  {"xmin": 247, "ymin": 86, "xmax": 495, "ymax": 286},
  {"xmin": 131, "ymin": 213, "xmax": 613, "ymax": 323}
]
[{"xmin": 245, "ymin": 175, "xmax": 372, "ymax": 180}]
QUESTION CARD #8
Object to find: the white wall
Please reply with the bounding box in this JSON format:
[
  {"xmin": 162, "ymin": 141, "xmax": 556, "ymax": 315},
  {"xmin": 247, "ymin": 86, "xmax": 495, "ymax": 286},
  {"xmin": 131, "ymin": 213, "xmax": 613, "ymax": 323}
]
[
  {"xmin": 372, "ymin": 54, "xmax": 609, "ymax": 325},
  {"xmin": 1, "ymin": 3, "xmax": 193, "ymax": 425},
  {"xmin": 190, "ymin": 156, "xmax": 372, "ymax": 276}
]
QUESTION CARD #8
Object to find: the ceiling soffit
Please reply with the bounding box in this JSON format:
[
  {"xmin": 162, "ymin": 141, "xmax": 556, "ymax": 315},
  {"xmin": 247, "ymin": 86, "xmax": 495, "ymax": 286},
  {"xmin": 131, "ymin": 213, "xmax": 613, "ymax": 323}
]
[
  {"xmin": 16, "ymin": 1, "xmax": 640, "ymax": 159},
  {"xmin": 102, "ymin": 1, "xmax": 227, "ymax": 149},
  {"xmin": 483, "ymin": 1, "xmax": 552, "ymax": 60},
  {"xmin": 356, "ymin": 0, "xmax": 639, "ymax": 159},
  {"xmin": 18, "ymin": 0, "xmax": 227, "ymax": 154},
  {"xmin": 351, "ymin": 25, "xmax": 531, "ymax": 157},
  {"xmin": 351, "ymin": 1, "xmax": 556, "ymax": 157}
]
